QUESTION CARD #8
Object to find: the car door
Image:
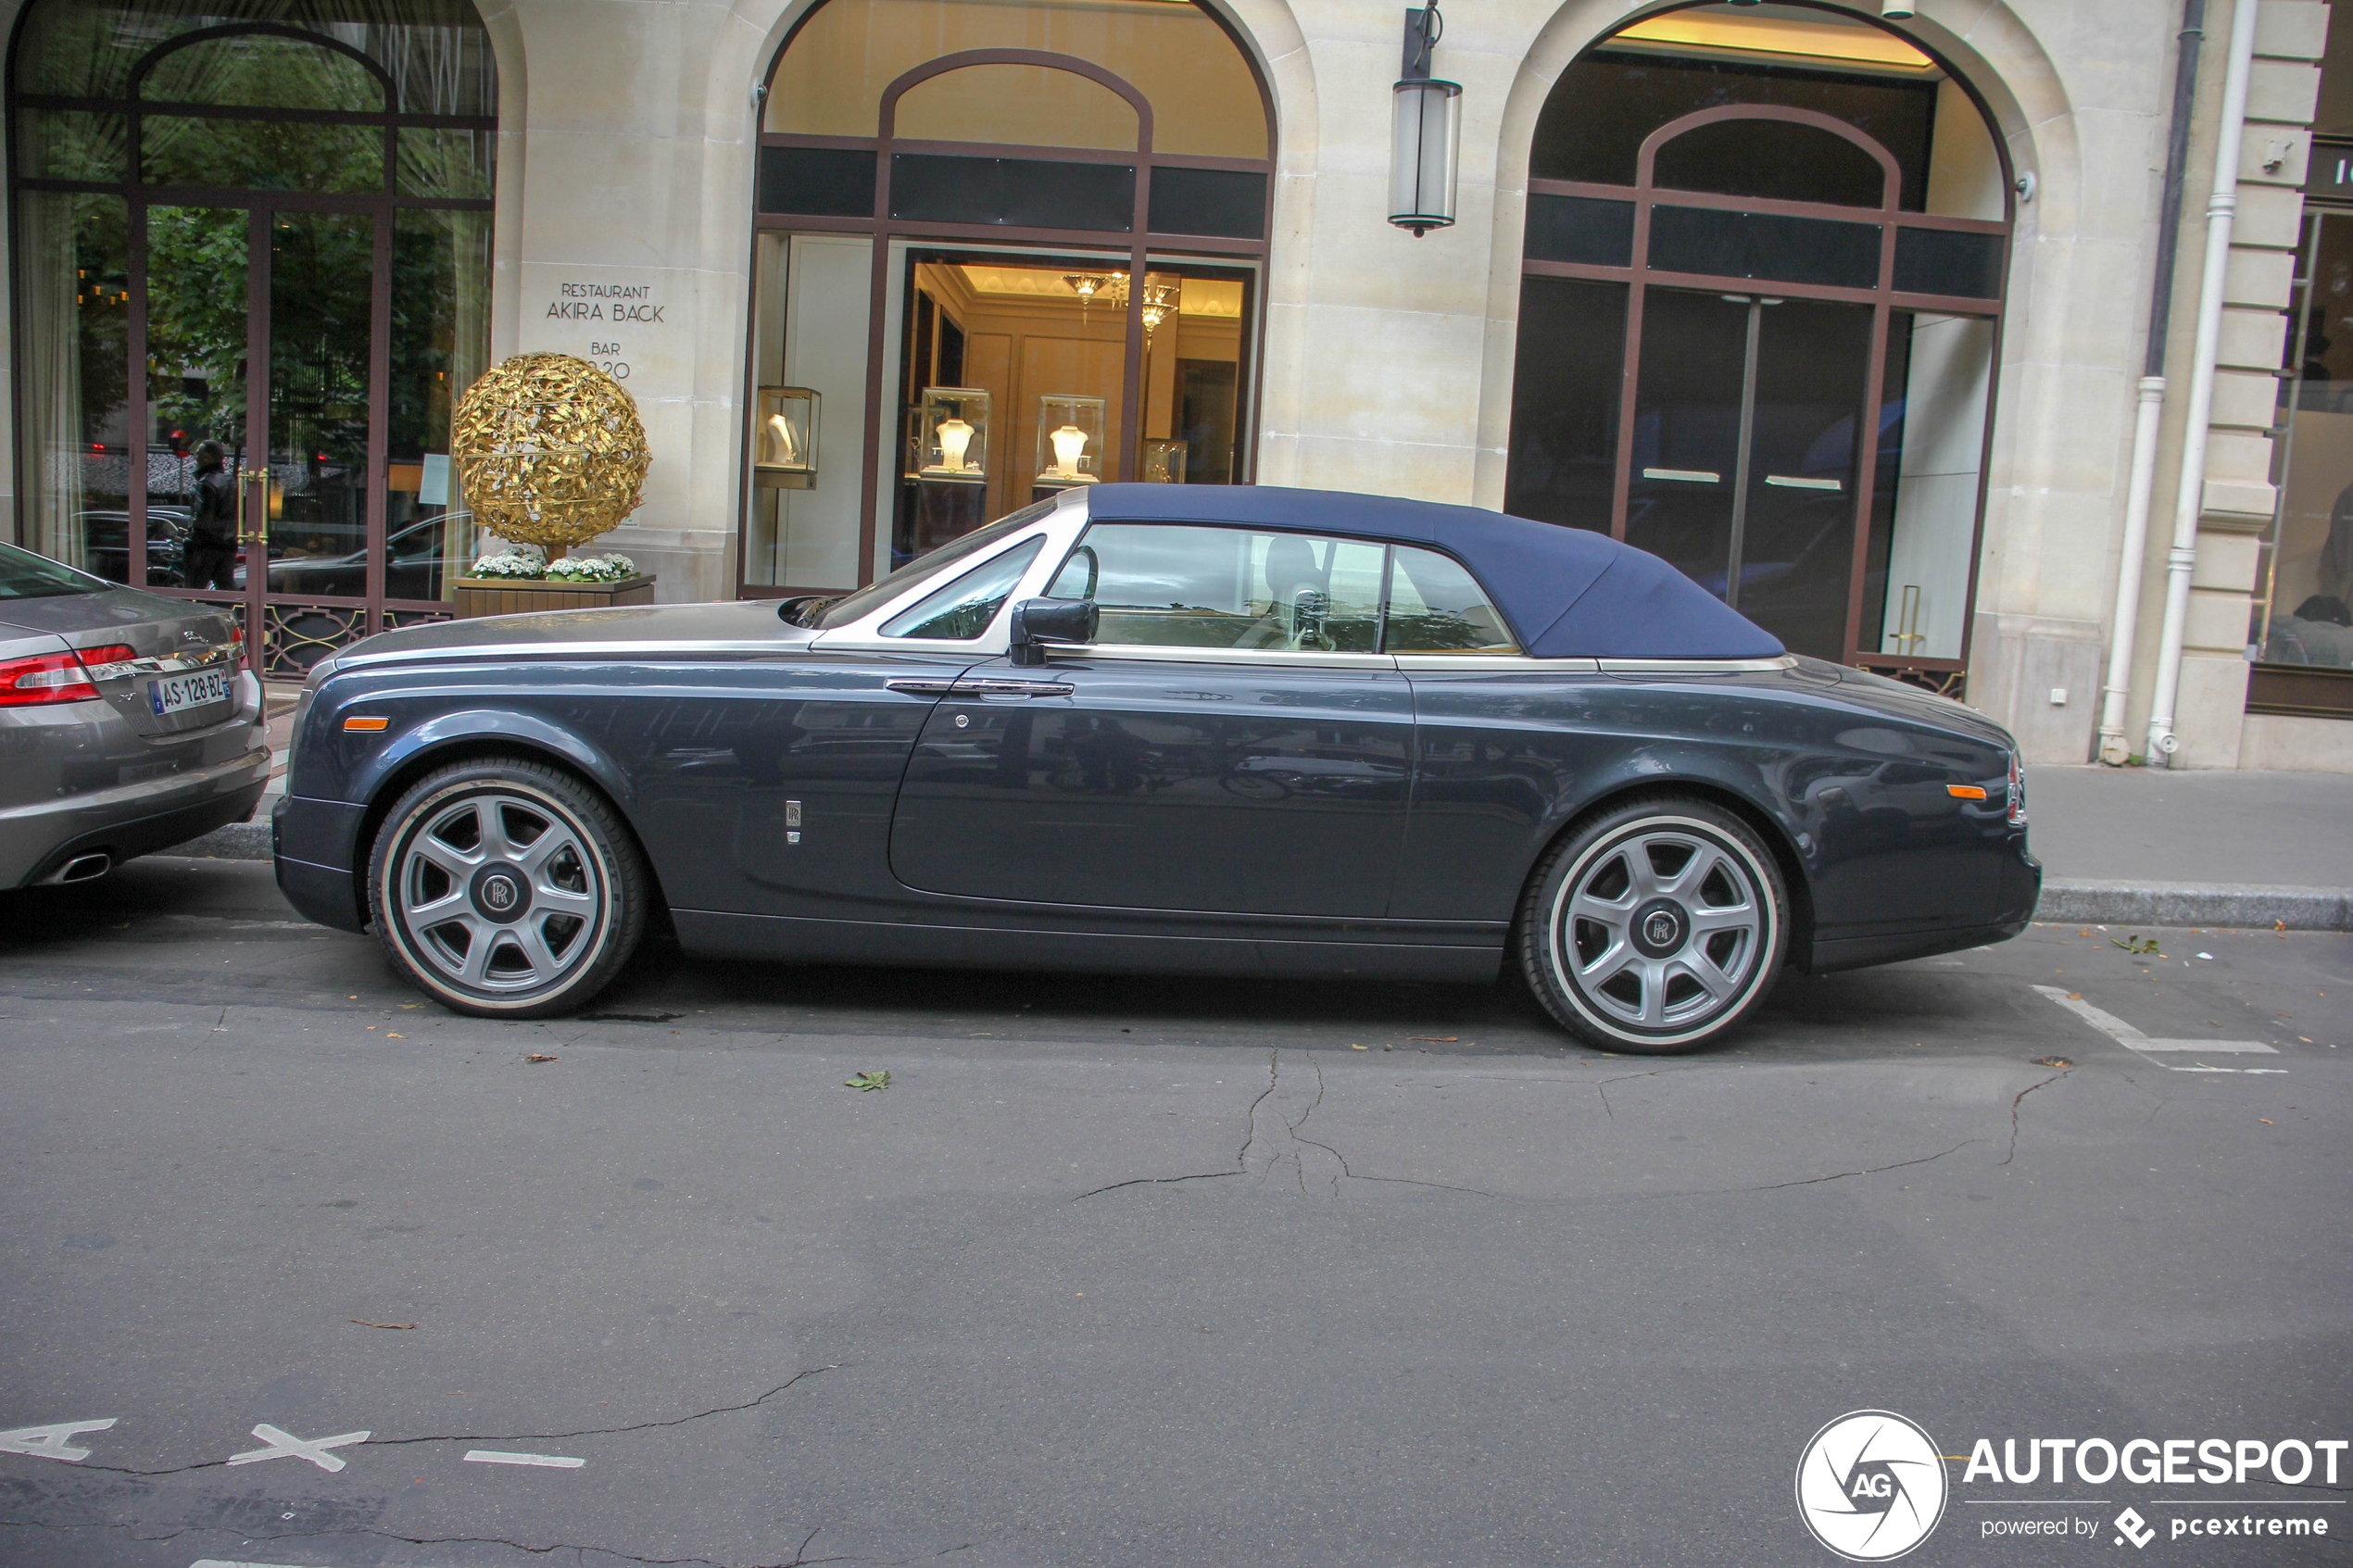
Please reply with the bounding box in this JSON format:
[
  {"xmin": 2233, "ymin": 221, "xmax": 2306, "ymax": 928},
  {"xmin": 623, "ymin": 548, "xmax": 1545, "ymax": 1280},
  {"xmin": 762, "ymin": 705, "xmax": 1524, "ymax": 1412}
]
[{"xmin": 887, "ymin": 521, "xmax": 1415, "ymax": 918}]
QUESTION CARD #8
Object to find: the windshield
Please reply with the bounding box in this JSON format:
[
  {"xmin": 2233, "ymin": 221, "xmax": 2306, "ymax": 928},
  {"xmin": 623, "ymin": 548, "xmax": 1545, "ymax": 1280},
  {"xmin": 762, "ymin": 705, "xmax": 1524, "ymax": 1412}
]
[
  {"xmin": 816, "ymin": 500, "xmax": 1057, "ymax": 629},
  {"xmin": 0, "ymin": 542, "xmax": 105, "ymax": 600}
]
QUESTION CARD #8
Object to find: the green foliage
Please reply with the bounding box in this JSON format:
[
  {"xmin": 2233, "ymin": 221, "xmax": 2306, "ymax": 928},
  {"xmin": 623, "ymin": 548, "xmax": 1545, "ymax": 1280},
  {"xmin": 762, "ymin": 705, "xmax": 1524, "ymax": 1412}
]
[{"xmin": 844, "ymin": 1071, "xmax": 891, "ymax": 1092}]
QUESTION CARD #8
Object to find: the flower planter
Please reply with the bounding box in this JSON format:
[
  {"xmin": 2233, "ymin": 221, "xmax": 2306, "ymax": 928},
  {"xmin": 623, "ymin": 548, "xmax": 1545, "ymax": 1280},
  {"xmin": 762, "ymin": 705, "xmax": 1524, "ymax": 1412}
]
[{"xmin": 452, "ymin": 574, "xmax": 657, "ymax": 618}]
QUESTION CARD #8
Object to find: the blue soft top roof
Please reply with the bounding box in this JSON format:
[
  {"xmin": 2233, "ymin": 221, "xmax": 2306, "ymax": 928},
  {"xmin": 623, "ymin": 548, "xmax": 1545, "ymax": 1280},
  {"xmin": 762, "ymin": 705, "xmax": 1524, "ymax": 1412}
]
[{"xmin": 1082, "ymin": 483, "xmax": 1783, "ymax": 660}]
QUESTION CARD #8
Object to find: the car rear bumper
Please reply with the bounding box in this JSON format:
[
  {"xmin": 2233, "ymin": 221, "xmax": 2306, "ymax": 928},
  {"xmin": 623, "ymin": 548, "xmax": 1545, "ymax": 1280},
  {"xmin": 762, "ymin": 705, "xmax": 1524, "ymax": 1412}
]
[
  {"xmin": 272, "ymin": 794, "xmax": 370, "ymax": 932},
  {"xmin": 0, "ymin": 745, "xmax": 272, "ymax": 886},
  {"xmin": 1806, "ymin": 839, "xmax": 2043, "ymax": 973}
]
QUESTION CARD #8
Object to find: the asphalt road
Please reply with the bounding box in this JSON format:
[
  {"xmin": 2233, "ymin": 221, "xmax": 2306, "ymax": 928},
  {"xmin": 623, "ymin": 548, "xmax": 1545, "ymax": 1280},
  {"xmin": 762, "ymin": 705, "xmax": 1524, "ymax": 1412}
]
[{"xmin": 1, "ymin": 859, "xmax": 2347, "ymax": 1568}]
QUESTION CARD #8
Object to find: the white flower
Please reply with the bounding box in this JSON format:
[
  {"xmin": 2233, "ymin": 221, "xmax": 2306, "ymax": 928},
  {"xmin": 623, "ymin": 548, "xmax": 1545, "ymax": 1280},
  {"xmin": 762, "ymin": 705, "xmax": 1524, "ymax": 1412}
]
[
  {"xmin": 545, "ymin": 552, "xmax": 637, "ymax": 583},
  {"xmin": 469, "ymin": 550, "xmax": 546, "ymax": 579}
]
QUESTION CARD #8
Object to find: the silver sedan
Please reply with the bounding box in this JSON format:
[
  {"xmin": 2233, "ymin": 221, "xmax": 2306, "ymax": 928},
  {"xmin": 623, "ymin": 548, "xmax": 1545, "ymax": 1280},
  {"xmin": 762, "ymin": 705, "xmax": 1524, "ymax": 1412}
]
[{"xmin": 0, "ymin": 542, "xmax": 270, "ymax": 886}]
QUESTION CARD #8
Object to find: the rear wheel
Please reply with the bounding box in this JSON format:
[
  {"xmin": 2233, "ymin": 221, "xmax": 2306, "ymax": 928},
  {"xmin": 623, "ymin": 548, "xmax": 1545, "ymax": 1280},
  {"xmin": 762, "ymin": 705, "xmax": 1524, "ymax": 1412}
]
[
  {"xmin": 367, "ymin": 757, "xmax": 647, "ymax": 1018},
  {"xmin": 1516, "ymin": 796, "xmax": 1787, "ymax": 1054}
]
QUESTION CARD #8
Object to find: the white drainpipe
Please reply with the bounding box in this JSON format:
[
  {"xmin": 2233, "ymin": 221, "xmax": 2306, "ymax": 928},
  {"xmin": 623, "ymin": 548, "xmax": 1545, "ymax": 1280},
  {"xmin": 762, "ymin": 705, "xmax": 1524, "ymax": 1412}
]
[
  {"xmin": 2145, "ymin": 0, "xmax": 2259, "ymax": 765},
  {"xmin": 2098, "ymin": 376, "xmax": 2169, "ymax": 763}
]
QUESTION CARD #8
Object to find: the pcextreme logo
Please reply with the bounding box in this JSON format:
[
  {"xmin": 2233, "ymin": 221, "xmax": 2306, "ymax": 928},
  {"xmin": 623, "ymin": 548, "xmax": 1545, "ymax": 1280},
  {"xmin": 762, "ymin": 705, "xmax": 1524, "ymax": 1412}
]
[{"xmin": 1796, "ymin": 1410, "xmax": 1950, "ymax": 1562}]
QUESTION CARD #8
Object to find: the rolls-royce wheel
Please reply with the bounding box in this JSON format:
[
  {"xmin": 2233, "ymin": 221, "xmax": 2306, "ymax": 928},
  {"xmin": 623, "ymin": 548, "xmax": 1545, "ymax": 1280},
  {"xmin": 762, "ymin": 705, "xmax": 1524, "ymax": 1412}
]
[
  {"xmin": 367, "ymin": 757, "xmax": 647, "ymax": 1019},
  {"xmin": 1516, "ymin": 796, "xmax": 1788, "ymax": 1054}
]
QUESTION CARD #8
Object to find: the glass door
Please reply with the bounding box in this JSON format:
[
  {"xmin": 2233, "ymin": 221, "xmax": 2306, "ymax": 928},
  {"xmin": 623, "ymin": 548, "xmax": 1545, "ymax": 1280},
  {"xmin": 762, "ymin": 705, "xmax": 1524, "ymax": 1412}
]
[
  {"xmin": 251, "ymin": 207, "xmax": 381, "ymax": 667},
  {"xmin": 1625, "ymin": 290, "xmax": 1871, "ymax": 660},
  {"xmin": 144, "ymin": 197, "xmax": 385, "ymax": 671}
]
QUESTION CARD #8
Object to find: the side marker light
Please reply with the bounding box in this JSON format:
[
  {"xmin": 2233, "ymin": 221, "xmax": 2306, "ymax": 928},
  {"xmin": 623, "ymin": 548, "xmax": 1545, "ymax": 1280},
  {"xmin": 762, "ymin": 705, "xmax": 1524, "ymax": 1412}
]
[
  {"xmin": 1947, "ymin": 784, "xmax": 1988, "ymax": 799},
  {"xmin": 343, "ymin": 716, "xmax": 390, "ymax": 732}
]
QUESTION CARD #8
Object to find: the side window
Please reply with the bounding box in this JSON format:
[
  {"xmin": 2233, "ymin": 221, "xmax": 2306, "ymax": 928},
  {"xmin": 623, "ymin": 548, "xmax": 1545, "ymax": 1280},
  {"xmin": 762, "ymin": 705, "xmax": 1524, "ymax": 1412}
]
[
  {"xmin": 1385, "ymin": 546, "xmax": 1519, "ymax": 653},
  {"xmin": 1048, "ymin": 523, "xmax": 1383, "ymax": 651},
  {"xmin": 880, "ymin": 537, "xmax": 1044, "ymax": 639}
]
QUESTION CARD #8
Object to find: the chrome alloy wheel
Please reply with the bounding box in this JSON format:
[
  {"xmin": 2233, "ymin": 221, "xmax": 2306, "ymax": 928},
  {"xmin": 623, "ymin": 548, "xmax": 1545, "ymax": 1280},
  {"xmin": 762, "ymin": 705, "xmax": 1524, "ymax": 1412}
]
[
  {"xmin": 391, "ymin": 789, "xmax": 604, "ymax": 996},
  {"xmin": 1547, "ymin": 820, "xmax": 1772, "ymax": 1036}
]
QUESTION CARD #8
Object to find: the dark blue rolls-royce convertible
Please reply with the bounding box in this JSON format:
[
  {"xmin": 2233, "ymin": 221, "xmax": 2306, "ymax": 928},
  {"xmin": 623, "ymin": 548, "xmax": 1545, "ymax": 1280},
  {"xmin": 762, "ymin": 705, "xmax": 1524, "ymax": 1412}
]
[{"xmin": 272, "ymin": 485, "xmax": 2039, "ymax": 1053}]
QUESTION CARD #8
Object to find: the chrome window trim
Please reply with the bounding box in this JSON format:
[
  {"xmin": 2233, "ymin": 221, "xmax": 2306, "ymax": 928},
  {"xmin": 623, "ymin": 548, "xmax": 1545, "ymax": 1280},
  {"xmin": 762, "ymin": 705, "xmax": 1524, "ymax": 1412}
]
[
  {"xmin": 1390, "ymin": 654, "xmax": 1601, "ymax": 673},
  {"xmin": 1596, "ymin": 655, "xmax": 1799, "ymax": 674},
  {"xmin": 1051, "ymin": 644, "xmax": 1403, "ymax": 671},
  {"xmin": 811, "ymin": 502, "xmax": 1088, "ymax": 656}
]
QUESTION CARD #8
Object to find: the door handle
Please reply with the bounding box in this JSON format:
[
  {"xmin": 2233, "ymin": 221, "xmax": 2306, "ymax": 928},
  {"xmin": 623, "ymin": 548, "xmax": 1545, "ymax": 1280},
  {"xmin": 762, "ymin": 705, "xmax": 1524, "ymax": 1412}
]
[
  {"xmin": 1641, "ymin": 467, "xmax": 1720, "ymax": 483},
  {"xmin": 234, "ymin": 467, "xmax": 271, "ymax": 545},
  {"xmin": 886, "ymin": 677, "xmax": 1074, "ymax": 697},
  {"xmin": 956, "ymin": 679, "xmax": 1075, "ymax": 696},
  {"xmin": 1763, "ymin": 474, "xmax": 1843, "ymax": 491}
]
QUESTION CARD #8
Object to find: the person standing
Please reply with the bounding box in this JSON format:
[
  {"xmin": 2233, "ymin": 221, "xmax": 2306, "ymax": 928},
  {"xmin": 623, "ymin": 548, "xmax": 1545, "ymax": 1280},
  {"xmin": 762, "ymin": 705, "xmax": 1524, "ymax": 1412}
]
[{"xmin": 184, "ymin": 442, "xmax": 239, "ymax": 590}]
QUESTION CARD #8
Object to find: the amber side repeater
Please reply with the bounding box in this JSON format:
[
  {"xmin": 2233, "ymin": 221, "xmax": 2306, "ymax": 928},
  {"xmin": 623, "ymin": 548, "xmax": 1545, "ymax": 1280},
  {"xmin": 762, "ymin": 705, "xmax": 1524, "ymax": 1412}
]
[{"xmin": 343, "ymin": 716, "xmax": 390, "ymax": 732}]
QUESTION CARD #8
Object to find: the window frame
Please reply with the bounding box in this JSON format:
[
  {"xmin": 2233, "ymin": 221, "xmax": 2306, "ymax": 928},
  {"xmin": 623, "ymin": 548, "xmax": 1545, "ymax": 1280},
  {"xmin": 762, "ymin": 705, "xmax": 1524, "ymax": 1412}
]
[
  {"xmin": 1513, "ymin": 52, "xmax": 2015, "ymax": 698},
  {"xmin": 741, "ymin": 4, "xmax": 1279, "ymax": 603}
]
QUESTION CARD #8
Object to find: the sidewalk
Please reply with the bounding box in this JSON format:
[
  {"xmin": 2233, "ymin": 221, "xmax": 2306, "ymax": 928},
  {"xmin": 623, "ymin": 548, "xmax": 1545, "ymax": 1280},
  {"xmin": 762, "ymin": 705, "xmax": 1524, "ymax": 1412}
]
[
  {"xmin": 2027, "ymin": 765, "xmax": 2353, "ymax": 931},
  {"xmin": 173, "ymin": 694, "xmax": 2353, "ymax": 931}
]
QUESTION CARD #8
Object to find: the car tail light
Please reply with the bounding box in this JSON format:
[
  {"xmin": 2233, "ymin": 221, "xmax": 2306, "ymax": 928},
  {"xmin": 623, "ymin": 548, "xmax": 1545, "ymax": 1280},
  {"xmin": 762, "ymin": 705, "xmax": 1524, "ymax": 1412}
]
[
  {"xmin": 228, "ymin": 623, "xmax": 246, "ymax": 676},
  {"xmin": 0, "ymin": 643, "xmax": 137, "ymax": 707},
  {"xmin": 2007, "ymin": 751, "xmax": 2027, "ymax": 826}
]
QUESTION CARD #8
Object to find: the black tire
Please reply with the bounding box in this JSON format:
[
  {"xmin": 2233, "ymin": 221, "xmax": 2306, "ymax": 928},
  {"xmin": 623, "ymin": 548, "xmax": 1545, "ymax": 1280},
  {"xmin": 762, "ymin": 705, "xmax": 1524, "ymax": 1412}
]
[
  {"xmin": 366, "ymin": 756, "xmax": 648, "ymax": 1019},
  {"xmin": 1516, "ymin": 795, "xmax": 1788, "ymax": 1054}
]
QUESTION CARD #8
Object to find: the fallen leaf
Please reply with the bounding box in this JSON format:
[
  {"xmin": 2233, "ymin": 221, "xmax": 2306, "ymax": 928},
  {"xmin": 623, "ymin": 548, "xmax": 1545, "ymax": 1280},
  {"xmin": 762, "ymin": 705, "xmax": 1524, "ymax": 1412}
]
[
  {"xmin": 2033, "ymin": 1057, "xmax": 2072, "ymax": 1070},
  {"xmin": 1409, "ymin": 1035, "xmax": 1458, "ymax": 1043},
  {"xmin": 386, "ymin": 1033, "xmax": 404, "ymax": 1038},
  {"xmin": 350, "ymin": 1319, "xmax": 415, "ymax": 1330},
  {"xmin": 1349, "ymin": 1044, "xmax": 1367, "ymax": 1049},
  {"xmin": 2067, "ymin": 992, "xmax": 2082, "ymax": 1000},
  {"xmin": 2299, "ymin": 1037, "xmax": 2314, "ymax": 1044},
  {"xmin": 2259, "ymin": 1119, "xmax": 2274, "ymax": 1125},
  {"xmin": 523, "ymin": 1053, "xmax": 557, "ymax": 1063},
  {"xmin": 845, "ymin": 1070, "xmax": 890, "ymax": 1091}
]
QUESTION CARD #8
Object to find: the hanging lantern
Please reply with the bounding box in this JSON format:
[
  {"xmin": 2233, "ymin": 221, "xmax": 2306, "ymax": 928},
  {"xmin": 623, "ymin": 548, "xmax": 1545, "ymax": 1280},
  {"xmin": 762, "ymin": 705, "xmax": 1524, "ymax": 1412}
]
[{"xmin": 1389, "ymin": 4, "xmax": 1460, "ymax": 237}]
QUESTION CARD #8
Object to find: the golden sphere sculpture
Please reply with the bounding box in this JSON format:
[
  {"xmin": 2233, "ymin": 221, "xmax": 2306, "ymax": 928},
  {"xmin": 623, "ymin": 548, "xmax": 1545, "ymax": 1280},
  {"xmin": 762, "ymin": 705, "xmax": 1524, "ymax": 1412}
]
[{"xmin": 453, "ymin": 353, "xmax": 649, "ymax": 555}]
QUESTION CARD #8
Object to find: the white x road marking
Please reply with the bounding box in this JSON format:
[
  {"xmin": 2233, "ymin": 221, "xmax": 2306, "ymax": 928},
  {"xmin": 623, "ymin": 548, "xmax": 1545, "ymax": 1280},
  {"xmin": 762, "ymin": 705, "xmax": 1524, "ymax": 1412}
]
[
  {"xmin": 2032, "ymin": 986, "xmax": 2285, "ymax": 1073},
  {"xmin": 225, "ymin": 1424, "xmax": 371, "ymax": 1472},
  {"xmin": 0, "ymin": 1418, "xmax": 117, "ymax": 1461}
]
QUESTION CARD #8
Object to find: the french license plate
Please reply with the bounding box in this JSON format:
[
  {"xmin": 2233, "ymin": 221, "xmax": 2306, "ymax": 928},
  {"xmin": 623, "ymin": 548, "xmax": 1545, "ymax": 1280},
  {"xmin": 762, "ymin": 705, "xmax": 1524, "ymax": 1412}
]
[{"xmin": 149, "ymin": 668, "xmax": 232, "ymax": 716}]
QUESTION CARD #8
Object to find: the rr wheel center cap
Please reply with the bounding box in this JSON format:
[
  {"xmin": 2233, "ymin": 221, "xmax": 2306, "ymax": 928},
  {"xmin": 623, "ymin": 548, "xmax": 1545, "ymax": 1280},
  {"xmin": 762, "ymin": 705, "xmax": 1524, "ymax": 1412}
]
[
  {"xmin": 1630, "ymin": 897, "xmax": 1688, "ymax": 958},
  {"xmin": 470, "ymin": 864, "xmax": 531, "ymax": 924}
]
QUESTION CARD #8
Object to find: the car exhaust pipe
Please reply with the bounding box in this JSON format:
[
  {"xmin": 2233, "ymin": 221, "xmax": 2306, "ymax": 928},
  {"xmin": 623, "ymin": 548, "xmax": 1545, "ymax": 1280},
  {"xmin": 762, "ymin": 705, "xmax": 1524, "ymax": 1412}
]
[{"xmin": 43, "ymin": 852, "xmax": 112, "ymax": 884}]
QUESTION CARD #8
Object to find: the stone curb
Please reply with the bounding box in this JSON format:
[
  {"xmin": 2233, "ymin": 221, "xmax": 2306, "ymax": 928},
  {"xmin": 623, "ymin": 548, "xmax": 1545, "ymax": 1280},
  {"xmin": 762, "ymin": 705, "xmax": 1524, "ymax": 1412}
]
[{"xmin": 2039, "ymin": 878, "xmax": 2353, "ymax": 933}]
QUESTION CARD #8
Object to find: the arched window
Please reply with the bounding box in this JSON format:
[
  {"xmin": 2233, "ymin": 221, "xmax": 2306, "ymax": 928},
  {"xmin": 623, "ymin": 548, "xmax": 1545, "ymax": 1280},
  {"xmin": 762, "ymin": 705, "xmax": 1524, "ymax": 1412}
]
[
  {"xmin": 1504, "ymin": 2, "xmax": 2010, "ymax": 686},
  {"xmin": 8, "ymin": 0, "xmax": 497, "ymax": 671},
  {"xmin": 745, "ymin": 0, "xmax": 1276, "ymax": 594}
]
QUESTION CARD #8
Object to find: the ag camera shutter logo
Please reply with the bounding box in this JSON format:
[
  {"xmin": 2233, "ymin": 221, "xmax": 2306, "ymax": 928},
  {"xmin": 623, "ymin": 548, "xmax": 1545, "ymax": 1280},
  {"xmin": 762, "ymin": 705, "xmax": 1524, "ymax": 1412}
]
[{"xmin": 1795, "ymin": 1410, "xmax": 1949, "ymax": 1561}]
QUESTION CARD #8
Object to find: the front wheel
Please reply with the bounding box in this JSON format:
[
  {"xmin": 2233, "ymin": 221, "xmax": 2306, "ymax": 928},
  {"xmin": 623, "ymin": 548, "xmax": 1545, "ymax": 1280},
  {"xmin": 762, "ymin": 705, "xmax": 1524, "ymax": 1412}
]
[
  {"xmin": 367, "ymin": 757, "xmax": 648, "ymax": 1018},
  {"xmin": 1516, "ymin": 796, "xmax": 1788, "ymax": 1054}
]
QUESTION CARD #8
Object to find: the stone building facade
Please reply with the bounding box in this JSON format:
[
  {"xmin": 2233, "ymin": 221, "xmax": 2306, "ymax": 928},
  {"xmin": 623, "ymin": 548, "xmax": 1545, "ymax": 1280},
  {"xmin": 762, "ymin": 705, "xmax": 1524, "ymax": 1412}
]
[{"xmin": 6, "ymin": 0, "xmax": 2350, "ymax": 771}]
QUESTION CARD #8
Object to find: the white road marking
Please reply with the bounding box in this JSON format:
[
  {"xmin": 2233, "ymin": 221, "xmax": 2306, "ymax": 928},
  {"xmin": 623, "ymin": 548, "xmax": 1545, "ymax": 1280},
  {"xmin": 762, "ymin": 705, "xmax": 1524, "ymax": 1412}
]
[
  {"xmin": 464, "ymin": 1448, "xmax": 585, "ymax": 1467},
  {"xmin": 0, "ymin": 1418, "xmax": 116, "ymax": 1461},
  {"xmin": 190, "ymin": 1560, "xmax": 330, "ymax": 1567},
  {"xmin": 224, "ymin": 1423, "xmax": 369, "ymax": 1472},
  {"xmin": 2032, "ymin": 986, "xmax": 2283, "ymax": 1072}
]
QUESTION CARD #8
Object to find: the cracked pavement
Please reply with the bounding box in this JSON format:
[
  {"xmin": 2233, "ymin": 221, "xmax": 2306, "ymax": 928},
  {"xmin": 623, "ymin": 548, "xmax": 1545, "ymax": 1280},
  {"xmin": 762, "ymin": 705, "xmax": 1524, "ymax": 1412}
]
[{"xmin": 2, "ymin": 859, "xmax": 2348, "ymax": 1566}]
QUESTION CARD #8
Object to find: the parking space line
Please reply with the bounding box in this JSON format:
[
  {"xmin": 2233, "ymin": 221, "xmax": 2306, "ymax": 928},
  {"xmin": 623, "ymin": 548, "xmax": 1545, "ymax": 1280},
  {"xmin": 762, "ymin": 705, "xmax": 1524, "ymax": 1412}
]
[
  {"xmin": 2032, "ymin": 986, "xmax": 2286, "ymax": 1073},
  {"xmin": 464, "ymin": 1448, "xmax": 585, "ymax": 1467}
]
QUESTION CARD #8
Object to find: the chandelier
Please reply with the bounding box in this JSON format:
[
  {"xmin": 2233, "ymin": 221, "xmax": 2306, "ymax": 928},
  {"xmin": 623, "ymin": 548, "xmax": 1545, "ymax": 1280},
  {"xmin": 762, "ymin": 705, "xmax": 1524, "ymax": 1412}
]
[{"xmin": 1062, "ymin": 273, "xmax": 1181, "ymax": 341}]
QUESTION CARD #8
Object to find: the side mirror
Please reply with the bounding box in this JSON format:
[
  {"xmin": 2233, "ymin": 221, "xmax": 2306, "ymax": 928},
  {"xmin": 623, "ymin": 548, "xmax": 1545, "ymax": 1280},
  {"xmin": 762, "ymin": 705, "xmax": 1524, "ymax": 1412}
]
[{"xmin": 1008, "ymin": 597, "xmax": 1098, "ymax": 666}]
